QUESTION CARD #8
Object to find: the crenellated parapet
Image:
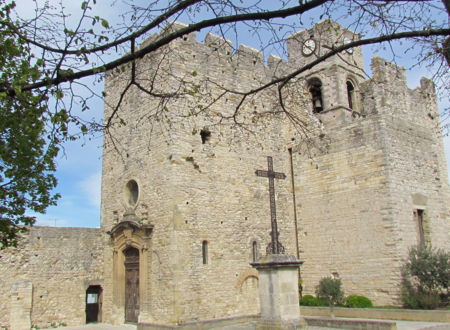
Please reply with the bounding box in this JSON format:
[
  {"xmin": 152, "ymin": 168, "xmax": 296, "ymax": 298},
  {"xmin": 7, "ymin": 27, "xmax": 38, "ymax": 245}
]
[
  {"xmin": 107, "ymin": 20, "xmax": 439, "ymax": 129},
  {"xmin": 371, "ymin": 57, "xmax": 407, "ymax": 87},
  {"xmin": 360, "ymin": 57, "xmax": 439, "ymax": 124},
  {"xmin": 204, "ymin": 33, "xmax": 233, "ymax": 55},
  {"xmin": 132, "ymin": 20, "xmax": 366, "ymax": 85}
]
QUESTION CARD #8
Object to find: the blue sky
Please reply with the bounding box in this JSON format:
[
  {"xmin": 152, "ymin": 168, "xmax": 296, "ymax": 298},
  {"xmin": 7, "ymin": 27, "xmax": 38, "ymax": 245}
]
[{"xmin": 15, "ymin": 1, "xmax": 450, "ymax": 228}]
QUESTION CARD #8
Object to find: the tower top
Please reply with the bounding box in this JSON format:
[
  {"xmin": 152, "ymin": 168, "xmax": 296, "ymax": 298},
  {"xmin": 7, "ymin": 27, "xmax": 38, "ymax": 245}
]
[{"xmin": 287, "ymin": 19, "xmax": 364, "ymax": 71}]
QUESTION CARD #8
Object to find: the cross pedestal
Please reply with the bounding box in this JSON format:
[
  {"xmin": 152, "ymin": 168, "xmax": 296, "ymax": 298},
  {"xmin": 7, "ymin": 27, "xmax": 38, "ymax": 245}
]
[{"xmin": 251, "ymin": 254, "xmax": 304, "ymax": 329}]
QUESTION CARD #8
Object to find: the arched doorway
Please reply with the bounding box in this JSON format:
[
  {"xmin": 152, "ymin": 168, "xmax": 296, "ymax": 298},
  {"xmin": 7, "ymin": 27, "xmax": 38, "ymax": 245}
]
[
  {"xmin": 109, "ymin": 219, "xmax": 152, "ymax": 324},
  {"xmin": 86, "ymin": 285, "xmax": 102, "ymax": 323},
  {"xmin": 124, "ymin": 246, "xmax": 140, "ymax": 323}
]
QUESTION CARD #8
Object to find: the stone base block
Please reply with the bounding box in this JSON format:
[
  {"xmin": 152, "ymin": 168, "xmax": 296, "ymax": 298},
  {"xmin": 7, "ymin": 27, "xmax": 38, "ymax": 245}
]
[{"xmin": 251, "ymin": 254, "xmax": 303, "ymax": 325}]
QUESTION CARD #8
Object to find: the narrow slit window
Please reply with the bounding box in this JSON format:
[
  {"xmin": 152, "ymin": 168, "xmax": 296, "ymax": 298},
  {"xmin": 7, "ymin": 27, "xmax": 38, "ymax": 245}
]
[
  {"xmin": 413, "ymin": 209, "xmax": 425, "ymax": 246},
  {"xmin": 252, "ymin": 241, "xmax": 258, "ymax": 262},
  {"xmin": 202, "ymin": 240, "xmax": 208, "ymax": 264}
]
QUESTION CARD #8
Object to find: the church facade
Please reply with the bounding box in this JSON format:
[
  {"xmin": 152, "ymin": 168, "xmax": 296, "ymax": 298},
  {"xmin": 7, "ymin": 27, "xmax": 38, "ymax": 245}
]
[{"xmin": 1, "ymin": 20, "xmax": 449, "ymax": 329}]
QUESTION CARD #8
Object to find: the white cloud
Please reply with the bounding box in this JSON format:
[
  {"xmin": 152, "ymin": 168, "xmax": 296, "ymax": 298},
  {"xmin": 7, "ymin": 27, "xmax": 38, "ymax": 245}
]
[{"xmin": 78, "ymin": 171, "xmax": 102, "ymax": 208}]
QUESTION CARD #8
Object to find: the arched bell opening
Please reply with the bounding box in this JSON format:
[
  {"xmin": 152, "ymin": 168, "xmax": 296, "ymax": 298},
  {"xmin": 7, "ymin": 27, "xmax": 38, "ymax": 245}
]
[{"xmin": 308, "ymin": 78, "xmax": 324, "ymax": 113}]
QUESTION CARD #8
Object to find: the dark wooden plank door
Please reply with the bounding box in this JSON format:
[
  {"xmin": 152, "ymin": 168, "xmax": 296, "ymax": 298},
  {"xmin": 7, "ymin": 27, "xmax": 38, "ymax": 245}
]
[{"xmin": 124, "ymin": 247, "xmax": 139, "ymax": 323}]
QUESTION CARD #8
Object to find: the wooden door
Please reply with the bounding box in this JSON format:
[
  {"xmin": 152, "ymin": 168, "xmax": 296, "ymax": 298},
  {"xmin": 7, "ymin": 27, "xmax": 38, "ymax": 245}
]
[{"xmin": 124, "ymin": 247, "xmax": 139, "ymax": 323}]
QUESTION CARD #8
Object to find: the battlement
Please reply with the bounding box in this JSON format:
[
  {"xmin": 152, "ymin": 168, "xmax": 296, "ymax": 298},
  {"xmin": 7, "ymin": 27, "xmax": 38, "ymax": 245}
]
[
  {"xmin": 371, "ymin": 56, "xmax": 407, "ymax": 86},
  {"xmin": 135, "ymin": 20, "xmax": 364, "ymax": 76},
  {"xmin": 111, "ymin": 20, "xmax": 437, "ymax": 123},
  {"xmin": 358, "ymin": 57, "xmax": 440, "ymax": 122},
  {"xmin": 204, "ymin": 33, "xmax": 233, "ymax": 55}
]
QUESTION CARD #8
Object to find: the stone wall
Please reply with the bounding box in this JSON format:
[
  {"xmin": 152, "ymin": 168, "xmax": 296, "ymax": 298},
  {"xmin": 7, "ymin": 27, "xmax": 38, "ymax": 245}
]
[
  {"xmin": 294, "ymin": 58, "xmax": 450, "ymax": 304},
  {"xmin": 294, "ymin": 116, "xmax": 395, "ymax": 303},
  {"xmin": 0, "ymin": 227, "xmax": 103, "ymax": 329},
  {"xmin": 99, "ymin": 20, "xmax": 450, "ymax": 325}
]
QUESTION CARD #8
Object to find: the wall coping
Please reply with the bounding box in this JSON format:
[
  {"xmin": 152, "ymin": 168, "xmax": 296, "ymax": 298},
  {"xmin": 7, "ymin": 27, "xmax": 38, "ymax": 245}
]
[{"xmin": 301, "ymin": 307, "xmax": 450, "ymax": 323}]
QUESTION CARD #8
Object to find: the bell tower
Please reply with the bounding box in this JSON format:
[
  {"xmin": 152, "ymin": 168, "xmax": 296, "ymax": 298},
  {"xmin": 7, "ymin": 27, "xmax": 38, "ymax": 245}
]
[{"xmin": 287, "ymin": 20, "xmax": 365, "ymax": 122}]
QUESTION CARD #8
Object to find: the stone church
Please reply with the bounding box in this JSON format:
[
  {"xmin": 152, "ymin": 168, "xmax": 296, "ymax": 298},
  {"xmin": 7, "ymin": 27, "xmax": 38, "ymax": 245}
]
[{"xmin": 1, "ymin": 20, "xmax": 449, "ymax": 329}]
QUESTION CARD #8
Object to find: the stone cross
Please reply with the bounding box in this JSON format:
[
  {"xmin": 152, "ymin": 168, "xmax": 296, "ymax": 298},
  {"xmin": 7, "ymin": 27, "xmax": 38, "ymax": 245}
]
[{"xmin": 255, "ymin": 156, "xmax": 286, "ymax": 254}]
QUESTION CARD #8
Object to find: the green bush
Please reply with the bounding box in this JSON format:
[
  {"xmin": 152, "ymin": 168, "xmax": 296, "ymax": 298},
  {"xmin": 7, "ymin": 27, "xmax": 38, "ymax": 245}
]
[
  {"xmin": 401, "ymin": 283, "xmax": 441, "ymax": 309},
  {"xmin": 345, "ymin": 295, "xmax": 373, "ymax": 308},
  {"xmin": 401, "ymin": 245, "xmax": 449, "ymax": 309},
  {"xmin": 300, "ymin": 295, "xmax": 326, "ymax": 306},
  {"xmin": 315, "ymin": 277, "xmax": 344, "ymax": 306}
]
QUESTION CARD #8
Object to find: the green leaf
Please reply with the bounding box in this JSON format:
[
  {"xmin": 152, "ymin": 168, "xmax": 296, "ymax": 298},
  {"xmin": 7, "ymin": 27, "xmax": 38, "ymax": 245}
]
[
  {"xmin": 101, "ymin": 19, "xmax": 109, "ymax": 29},
  {"xmin": 55, "ymin": 89, "xmax": 64, "ymax": 99}
]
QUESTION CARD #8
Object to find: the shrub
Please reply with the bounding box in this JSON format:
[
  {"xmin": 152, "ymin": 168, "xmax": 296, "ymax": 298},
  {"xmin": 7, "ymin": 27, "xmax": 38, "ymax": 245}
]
[
  {"xmin": 401, "ymin": 281, "xmax": 441, "ymax": 310},
  {"xmin": 345, "ymin": 295, "xmax": 373, "ymax": 308},
  {"xmin": 315, "ymin": 277, "xmax": 344, "ymax": 306},
  {"xmin": 300, "ymin": 295, "xmax": 326, "ymax": 306},
  {"xmin": 401, "ymin": 245, "xmax": 449, "ymax": 309}
]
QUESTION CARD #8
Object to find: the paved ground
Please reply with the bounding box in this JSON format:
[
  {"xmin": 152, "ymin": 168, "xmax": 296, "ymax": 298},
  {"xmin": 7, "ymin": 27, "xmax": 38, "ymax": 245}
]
[
  {"xmin": 53, "ymin": 319, "xmax": 450, "ymax": 330},
  {"xmin": 396, "ymin": 320, "xmax": 450, "ymax": 330},
  {"xmin": 53, "ymin": 325, "xmax": 136, "ymax": 330}
]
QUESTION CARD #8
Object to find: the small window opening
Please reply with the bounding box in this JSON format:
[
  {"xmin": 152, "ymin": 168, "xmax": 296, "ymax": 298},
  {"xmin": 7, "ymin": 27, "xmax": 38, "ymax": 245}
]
[
  {"xmin": 347, "ymin": 81, "xmax": 355, "ymax": 110},
  {"xmin": 87, "ymin": 293, "xmax": 98, "ymax": 304},
  {"xmin": 309, "ymin": 78, "xmax": 323, "ymax": 113},
  {"xmin": 252, "ymin": 241, "xmax": 258, "ymax": 262},
  {"xmin": 200, "ymin": 128, "xmax": 211, "ymax": 144},
  {"xmin": 413, "ymin": 209, "xmax": 425, "ymax": 246},
  {"xmin": 202, "ymin": 240, "xmax": 208, "ymax": 264}
]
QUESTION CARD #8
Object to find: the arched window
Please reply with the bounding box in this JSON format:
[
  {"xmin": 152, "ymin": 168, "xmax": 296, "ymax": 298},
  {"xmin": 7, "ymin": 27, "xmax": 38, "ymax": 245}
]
[
  {"xmin": 252, "ymin": 241, "xmax": 258, "ymax": 262},
  {"xmin": 347, "ymin": 80, "xmax": 355, "ymax": 110},
  {"xmin": 202, "ymin": 240, "xmax": 208, "ymax": 264},
  {"xmin": 308, "ymin": 78, "xmax": 323, "ymax": 113}
]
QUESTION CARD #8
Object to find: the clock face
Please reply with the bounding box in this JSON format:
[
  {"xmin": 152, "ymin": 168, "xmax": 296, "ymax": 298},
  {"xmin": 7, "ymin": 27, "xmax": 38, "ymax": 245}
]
[
  {"xmin": 343, "ymin": 37, "xmax": 354, "ymax": 54},
  {"xmin": 302, "ymin": 38, "xmax": 316, "ymax": 56}
]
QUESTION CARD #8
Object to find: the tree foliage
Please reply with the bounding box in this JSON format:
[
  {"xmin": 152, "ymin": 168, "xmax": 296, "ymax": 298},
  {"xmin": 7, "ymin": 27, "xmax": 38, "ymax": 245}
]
[
  {"xmin": 401, "ymin": 245, "xmax": 449, "ymax": 309},
  {"xmin": 0, "ymin": 0, "xmax": 60, "ymax": 248},
  {"xmin": 315, "ymin": 276, "xmax": 345, "ymax": 306},
  {"xmin": 0, "ymin": 0, "xmax": 449, "ymax": 246}
]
